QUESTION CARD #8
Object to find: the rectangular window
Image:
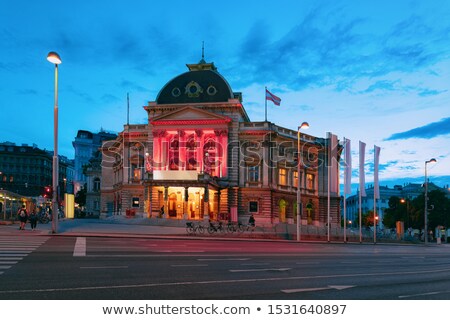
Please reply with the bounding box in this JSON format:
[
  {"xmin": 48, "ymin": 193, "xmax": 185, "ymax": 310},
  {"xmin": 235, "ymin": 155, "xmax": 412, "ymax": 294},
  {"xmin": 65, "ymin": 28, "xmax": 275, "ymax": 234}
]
[
  {"xmin": 278, "ymin": 168, "xmax": 287, "ymax": 186},
  {"xmin": 248, "ymin": 166, "xmax": 259, "ymax": 182},
  {"xmin": 293, "ymin": 171, "xmax": 298, "ymax": 188},
  {"xmin": 306, "ymin": 173, "xmax": 314, "ymax": 189},
  {"xmin": 249, "ymin": 201, "xmax": 258, "ymax": 213},
  {"xmin": 132, "ymin": 197, "xmax": 140, "ymax": 208},
  {"xmin": 133, "ymin": 167, "xmax": 141, "ymax": 180}
]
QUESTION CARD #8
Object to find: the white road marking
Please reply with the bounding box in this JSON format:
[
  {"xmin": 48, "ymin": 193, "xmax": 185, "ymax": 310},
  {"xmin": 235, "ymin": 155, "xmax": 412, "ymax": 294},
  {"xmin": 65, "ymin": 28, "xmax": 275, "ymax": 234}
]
[
  {"xmin": 399, "ymin": 291, "xmax": 450, "ymax": 298},
  {"xmin": 230, "ymin": 268, "xmax": 291, "ymax": 273},
  {"xmin": 282, "ymin": 285, "xmax": 355, "ymax": 293},
  {"xmin": 1, "ymin": 267, "xmax": 450, "ymax": 294},
  {"xmin": 80, "ymin": 266, "xmax": 128, "ymax": 269},
  {"xmin": 0, "ymin": 266, "xmax": 12, "ymax": 269},
  {"xmin": 0, "ymin": 257, "xmax": 23, "ymax": 261},
  {"xmin": 0, "ymin": 254, "xmax": 28, "ymax": 257},
  {"xmin": 0, "ymin": 261, "xmax": 18, "ymax": 264},
  {"xmin": 171, "ymin": 264, "xmax": 208, "ymax": 267},
  {"xmin": 198, "ymin": 258, "xmax": 250, "ymax": 261},
  {"xmin": 73, "ymin": 237, "xmax": 86, "ymax": 257}
]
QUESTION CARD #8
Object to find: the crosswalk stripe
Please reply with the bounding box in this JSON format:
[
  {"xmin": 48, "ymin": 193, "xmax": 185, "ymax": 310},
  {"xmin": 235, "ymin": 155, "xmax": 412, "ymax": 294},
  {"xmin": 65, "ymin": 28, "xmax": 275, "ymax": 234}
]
[{"xmin": 0, "ymin": 236, "xmax": 49, "ymax": 276}]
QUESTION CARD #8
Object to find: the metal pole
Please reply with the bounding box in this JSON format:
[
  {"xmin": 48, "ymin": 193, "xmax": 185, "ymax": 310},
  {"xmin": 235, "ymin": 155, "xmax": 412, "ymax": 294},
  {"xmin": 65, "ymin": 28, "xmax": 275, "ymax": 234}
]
[
  {"xmin": 297, "ymin": 128, "xmax": 301, "ymax": 242},
  {"xmin": 424, "ymin": 162, "xmax": 428, "ymax": 244},
  {"xmin": 52, "ymin": 63, "xmax": 59, "ymax": 234}
]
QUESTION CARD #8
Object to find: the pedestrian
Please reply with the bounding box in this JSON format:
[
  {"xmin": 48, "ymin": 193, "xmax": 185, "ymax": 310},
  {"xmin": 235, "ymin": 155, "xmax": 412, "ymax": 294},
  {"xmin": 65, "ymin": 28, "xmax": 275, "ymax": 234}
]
[
  {"xmin": 248, "ymin": 214, "xmax": 255, "ymax": 227},
  {"xmin": 29, "ymin": 208, "xmax": 38, "ymax": 231},
  {"xmin": 159, "ymin": 206, "xmax": 164, "ymax": 218},
  {"xmin": 17, "ymin": 205, "xmax": 28, "ymax": 230}
]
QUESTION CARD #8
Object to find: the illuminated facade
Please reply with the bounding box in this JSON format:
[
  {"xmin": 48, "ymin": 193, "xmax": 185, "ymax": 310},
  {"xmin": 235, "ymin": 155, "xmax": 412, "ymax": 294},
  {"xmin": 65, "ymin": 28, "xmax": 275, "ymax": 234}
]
[{"xmin": 101, "ymin": 59, "xmax": 340, "ymax": 226}]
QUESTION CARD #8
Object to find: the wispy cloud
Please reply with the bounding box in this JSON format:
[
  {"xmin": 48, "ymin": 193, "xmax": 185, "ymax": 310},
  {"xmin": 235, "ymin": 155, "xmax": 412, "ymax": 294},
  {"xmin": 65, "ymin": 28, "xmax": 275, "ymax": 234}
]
[
  {"xmin": 418, "ymin": 89, "xmax": 447, "ymax": 97},
  {"xmin": 385, "ymin": 117, "xmax": 450, "ymax": 140}
]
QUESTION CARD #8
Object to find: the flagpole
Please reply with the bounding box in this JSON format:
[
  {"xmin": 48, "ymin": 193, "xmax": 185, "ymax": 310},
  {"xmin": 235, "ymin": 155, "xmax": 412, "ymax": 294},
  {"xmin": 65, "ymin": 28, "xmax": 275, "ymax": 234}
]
[
  {"xmin": 327, "ymin": 132, "xmax": 331, "ymax": 243},
  {"xmin": 359, "ymin": 188, "xmax": 362, "ymax": 243},
  {"xmin": 264, "ymin": 86, "xmax": 267, "ymax": 122},
  {"xmin": 343, "ymin": 137, "xmax": 347, "ymax": 243},
  {"xmin": 374, "ymin": 189, "xmax": 377, "ymax": 244}
]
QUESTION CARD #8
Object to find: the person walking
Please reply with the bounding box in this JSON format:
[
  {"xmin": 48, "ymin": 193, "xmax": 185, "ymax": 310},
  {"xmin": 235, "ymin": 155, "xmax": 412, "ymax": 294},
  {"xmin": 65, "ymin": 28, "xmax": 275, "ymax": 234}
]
[
  {"xmin": 17, "ymin": 205, "xmax": 28, "ymax": 230},
  {"xmin": 29, "ymin": 208, "xmax": 38, "ymax": 231}
]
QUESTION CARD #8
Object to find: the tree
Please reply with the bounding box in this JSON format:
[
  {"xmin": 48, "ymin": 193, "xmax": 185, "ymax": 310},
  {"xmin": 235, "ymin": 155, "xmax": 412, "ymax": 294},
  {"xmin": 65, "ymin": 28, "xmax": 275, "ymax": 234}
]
[{"xmin": 75, "ymin": 183, "xmax": 87, "ymax": 209}]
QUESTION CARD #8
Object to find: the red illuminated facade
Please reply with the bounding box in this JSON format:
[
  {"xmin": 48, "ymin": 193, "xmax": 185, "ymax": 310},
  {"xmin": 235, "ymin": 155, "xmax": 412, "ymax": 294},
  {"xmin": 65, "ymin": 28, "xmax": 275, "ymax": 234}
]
[{"xmin": 101, "ymin": 59, "xmax": 341, "ymax": 226}]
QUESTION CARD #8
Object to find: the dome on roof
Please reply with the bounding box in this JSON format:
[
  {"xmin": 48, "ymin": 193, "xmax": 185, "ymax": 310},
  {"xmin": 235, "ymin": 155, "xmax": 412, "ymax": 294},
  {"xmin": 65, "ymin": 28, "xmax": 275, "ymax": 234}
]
[{"xmin": 156, "ymin": 62, "xmax": 234, "ymax": 104}]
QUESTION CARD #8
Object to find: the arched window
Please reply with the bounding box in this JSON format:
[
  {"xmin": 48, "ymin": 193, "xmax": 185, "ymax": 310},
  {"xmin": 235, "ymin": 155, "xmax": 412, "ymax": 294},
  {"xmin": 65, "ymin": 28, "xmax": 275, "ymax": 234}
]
[
  {"xmin": 169, "ymin": 135, "xmax": 180, "ymax": 170},
  {"xmin": 186, "ymin": 135, "xmax": 197, "ymax": 170}
]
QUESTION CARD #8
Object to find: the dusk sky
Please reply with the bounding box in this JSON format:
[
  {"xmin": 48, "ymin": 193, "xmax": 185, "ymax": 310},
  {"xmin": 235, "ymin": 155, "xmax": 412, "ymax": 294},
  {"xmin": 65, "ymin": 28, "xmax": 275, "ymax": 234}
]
[{"xmin": 1, "ymin": 0, "xmax": 449, "ymax": 191}]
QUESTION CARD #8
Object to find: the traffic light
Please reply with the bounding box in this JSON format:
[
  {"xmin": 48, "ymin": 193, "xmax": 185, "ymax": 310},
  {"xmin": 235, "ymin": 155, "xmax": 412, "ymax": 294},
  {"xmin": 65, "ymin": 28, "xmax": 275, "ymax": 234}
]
[{"xmin": 43, "ymin": 186, "xmax": 53, "ymax": 198}]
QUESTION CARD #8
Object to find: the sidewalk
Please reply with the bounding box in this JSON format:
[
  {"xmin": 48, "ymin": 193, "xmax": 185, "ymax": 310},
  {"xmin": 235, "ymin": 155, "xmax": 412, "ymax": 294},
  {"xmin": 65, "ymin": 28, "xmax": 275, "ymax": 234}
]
[
  {"xmin": 1, "ymin": 217, "xmax": 448, "ymax": 246},
  {"xmin": 0, "ymin": 217, "xmax": 286, "ymax": 242}
]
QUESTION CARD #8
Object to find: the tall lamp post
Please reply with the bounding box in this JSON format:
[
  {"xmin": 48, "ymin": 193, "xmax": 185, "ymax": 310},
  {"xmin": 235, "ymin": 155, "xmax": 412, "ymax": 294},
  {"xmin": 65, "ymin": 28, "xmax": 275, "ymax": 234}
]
[
  {"xmin": 297, "ymin": 121, "xmax": 309, "ymax": 242},
  {"xmin": 424, "ymin": 158, "xmax": 437, "ymax": 244},
  {"xmin": 47, "ymin": 51, "xmax": 62, "ymax": 234}
]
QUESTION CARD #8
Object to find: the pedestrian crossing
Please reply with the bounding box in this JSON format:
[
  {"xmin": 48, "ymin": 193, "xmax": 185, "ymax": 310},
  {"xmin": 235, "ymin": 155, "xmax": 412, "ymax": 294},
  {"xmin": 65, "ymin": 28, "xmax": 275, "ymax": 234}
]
[{"xmin": 0, "ymin": 236, "xmax": 49, "ymax": 275}]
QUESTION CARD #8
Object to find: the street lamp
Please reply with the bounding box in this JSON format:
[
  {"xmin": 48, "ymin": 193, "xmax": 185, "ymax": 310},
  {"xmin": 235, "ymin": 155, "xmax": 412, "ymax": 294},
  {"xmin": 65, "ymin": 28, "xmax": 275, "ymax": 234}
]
[
  {"xmin": 424, "ymin": 158, "xmax": 437, "ymax": 244},
  {"xmin": 297, "ymin": 121, "xmax": 309, "ymax": 242},
  {"xmin": 47, "ymin": 51, "xmax": 61, "ymax": 234}
]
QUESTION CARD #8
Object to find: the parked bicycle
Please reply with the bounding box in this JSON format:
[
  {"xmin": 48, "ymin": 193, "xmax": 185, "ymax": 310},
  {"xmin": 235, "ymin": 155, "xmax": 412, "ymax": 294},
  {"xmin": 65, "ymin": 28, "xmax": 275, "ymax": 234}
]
[
  {"xmin": 207, "ymin": 220, "xmax": 226, "ymax": 234},
  {"xmin": 186, "ymin": 222, "xmax": 205, "ymax": 235},
  {"xmin": 38, "ymin": 211, "xmax": 50, "ymax": 224}
]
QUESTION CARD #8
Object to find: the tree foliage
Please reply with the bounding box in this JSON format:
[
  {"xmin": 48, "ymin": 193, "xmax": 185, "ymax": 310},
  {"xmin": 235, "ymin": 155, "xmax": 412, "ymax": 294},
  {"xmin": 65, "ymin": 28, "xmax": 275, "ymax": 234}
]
[
  {"xmin": 75, "ymin": 183, "xmax": 87, "ymax": 208},
  {"xmin": 383, "ymin": 190, "xmax": 450, "ymax": 231}
]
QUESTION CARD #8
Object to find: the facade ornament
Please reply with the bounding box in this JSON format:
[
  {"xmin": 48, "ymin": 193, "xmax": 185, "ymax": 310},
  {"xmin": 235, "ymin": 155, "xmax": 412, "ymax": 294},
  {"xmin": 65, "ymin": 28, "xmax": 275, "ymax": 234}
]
[{"xmin": 152, "ymin": 129, "xmax": 167, "ymax": 138}]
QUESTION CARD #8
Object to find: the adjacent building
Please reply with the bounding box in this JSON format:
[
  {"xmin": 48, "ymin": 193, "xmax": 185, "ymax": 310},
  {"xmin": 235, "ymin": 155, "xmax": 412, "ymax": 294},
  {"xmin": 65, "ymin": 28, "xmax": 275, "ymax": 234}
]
[
  {"xmin": 101, "ymin": 58, "xmax": 341, "ymax": 226},
  {"xmin": 0, "ymin": 141, "xmax": 74, "ymax": 198},
  {"xmin": 72, "ymin": 130, "xmax": 117, "ymax": 194}
]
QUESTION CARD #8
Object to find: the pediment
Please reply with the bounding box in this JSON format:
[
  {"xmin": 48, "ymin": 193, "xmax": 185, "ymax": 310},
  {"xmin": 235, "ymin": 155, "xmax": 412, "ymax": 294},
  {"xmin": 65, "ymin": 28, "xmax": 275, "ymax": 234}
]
[{"xmin": 151, "ymin": 107, "xmax": 231, "ymax": 125}]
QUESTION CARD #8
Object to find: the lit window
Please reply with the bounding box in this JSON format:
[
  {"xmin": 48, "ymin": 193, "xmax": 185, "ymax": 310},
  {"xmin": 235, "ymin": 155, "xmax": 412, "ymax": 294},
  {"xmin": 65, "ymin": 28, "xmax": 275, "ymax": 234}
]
[
  {"xmin": 307, "ymin": 173, "xmax": 314, "ymax": 189},
  {"xmin": 293, "ymin": 171, "xmax": 298, "ymax": 188},
  {"xmin": 279, "ymin": 168, "xmax": 287, "ymax": 186}
]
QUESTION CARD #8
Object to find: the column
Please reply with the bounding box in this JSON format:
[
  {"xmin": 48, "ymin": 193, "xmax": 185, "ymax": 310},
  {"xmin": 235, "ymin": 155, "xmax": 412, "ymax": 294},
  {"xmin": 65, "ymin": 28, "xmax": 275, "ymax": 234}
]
[
  {"xmin": 164, "ymin": 186, "xmax": 168, "ymax": 219},
  {"xmin": 203, "ymin": 185, "xmax": 209, "ymax": 221},
  {"xmin": 178, "ymin": 130, "xmax": 186, "ymax": 171},
  {"xmin": 184, "ymin": 187, "xmax": 189, "ymax": 219},
  {"xmin": 195, "ymin": 130, "xmax": 204, "ymax": 173}
]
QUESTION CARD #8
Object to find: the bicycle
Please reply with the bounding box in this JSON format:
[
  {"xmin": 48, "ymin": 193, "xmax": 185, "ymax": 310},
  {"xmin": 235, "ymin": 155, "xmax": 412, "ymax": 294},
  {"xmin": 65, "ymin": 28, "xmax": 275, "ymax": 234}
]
[
  {"xmin": 207, "ymin": 220, "xmax": 226, "ymax": 234},
  {"xmin": 226, "ymin": 221, "xmax": 244, "ymax": 233},
  {"xmin": 186, "ymin": 222, "xmax": 205, "ymax": 235}
]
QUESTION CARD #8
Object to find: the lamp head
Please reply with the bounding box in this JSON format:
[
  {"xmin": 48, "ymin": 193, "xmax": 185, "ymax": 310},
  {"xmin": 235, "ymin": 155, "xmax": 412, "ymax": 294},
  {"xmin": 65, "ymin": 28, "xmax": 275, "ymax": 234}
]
[
  {"xmin": 47, "ymin": 52, "xmax": 62, "ymax": 64},
  {"xmin": 426, "ymin": 158, "xmax": 437, "ymax": 164},
  {"xmin": 298, "ymin": 122, "xmax": 310, "ymax": 130}
]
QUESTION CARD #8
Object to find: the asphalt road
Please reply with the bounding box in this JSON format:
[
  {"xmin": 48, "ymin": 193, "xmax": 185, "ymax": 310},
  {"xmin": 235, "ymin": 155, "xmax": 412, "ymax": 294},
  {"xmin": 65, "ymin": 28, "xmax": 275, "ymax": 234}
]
[{"xmin": 1, "ymin": 235, "xmax": 450, "ymax": 300}]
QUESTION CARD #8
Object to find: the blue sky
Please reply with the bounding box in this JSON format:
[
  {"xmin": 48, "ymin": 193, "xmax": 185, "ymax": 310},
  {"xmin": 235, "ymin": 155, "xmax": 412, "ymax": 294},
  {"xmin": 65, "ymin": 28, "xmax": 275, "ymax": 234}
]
[{"xmin": 1, "ymin": 0, "xmax": 449, "ymax": 190}]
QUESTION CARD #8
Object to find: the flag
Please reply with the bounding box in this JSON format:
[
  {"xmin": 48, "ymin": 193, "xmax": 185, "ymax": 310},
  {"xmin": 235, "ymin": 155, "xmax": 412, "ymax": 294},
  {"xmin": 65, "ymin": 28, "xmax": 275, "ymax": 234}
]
[
  {"xmin": 374, "ymin": 145, "xmax": 381, "ymax": 199},
  {"xmin": 344, "ymin": 138, "xmax": 352, "ymax": 195},
  {"xmin": 265, "ymin": 88, "xmax": 281, "ymax": 106},
  {"xmin": 359, "ymin": 141, "xmax": 366, "ymax": 197},
  {"xmin": 328, "ymin": 132, "xmax": 339, "ymax": 194}
]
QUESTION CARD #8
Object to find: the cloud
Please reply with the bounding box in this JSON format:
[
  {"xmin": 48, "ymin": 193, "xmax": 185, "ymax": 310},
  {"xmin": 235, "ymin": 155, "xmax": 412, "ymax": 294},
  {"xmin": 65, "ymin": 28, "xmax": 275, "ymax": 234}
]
[
  {"xmin": 418, "ymin": 89, "xmax": 447, "ymax": 97},
  {"xmin": 232, "ymin": 9, "xmax": 450, "ymax": 92},
  {"xmin": 385, "ymin": 117, "xmax": 450, "ymax": 140}
]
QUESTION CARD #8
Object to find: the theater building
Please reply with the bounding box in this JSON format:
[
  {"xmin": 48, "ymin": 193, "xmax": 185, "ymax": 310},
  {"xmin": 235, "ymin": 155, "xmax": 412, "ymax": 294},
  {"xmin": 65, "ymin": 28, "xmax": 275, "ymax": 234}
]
[{"xmin": 101, "ymin": 58, "xmax": 340, "ymax": 226}]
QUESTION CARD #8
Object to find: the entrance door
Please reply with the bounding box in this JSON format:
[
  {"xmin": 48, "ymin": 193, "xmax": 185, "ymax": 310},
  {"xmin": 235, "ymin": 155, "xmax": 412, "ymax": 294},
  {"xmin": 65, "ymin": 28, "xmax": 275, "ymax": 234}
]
[{"xmin": 168, "ymin": 193, "xmax": 177, "ymax": 217}]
